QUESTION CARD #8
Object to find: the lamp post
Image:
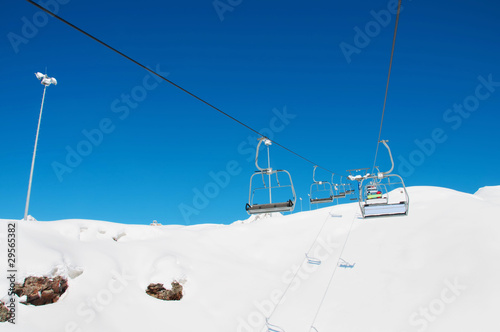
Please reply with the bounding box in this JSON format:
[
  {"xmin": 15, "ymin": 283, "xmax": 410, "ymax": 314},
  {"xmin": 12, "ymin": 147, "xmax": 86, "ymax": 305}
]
[
  {"xmin": 307, "ymin": 194, "xmax": 311, "ymax": 210},
  {"xmin": 24, "ymin": 72, "xmax": 57, "ymax": 220},
  {"xmin": 299, "ymin": 197, "xmax": 302, "ymax": 212}
]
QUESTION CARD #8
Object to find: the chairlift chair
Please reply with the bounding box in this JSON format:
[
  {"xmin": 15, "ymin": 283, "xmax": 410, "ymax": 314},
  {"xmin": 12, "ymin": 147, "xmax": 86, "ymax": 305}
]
[
  {"xmin": 338, "ymin": 177, "xmax": 347, "ymax": 196},
  {"xmin": 333, "ymin": 185, "xmax": 346, "ymax": 198},
  {"xmin": 246, "ymin": 138, "xmax": 296, "ymax": 215},
  {"xmin": 332, "ymin": 175, "xmax": 346, "ymax": 199},
  {"xmin": 309, "ymin": 166, "xmax": 334, "ymax": 204},
  {"xmin": 357, "ymin": 141, "xmax": 409, "ymax": 218},
  {"xmin": 347, "ymin": 168, "xmax": 369, "ymax": 200},
  {"xmin": 346, "ymin": 181, "xmax": 355, "ymax": 195}
]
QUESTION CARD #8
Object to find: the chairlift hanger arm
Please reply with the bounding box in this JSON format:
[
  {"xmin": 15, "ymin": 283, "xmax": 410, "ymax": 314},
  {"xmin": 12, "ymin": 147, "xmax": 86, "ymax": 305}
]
[
  {"xmin": 380, "ymin": 140, "xmax": 394, "ymax": 175},
  {"xmin": 313, "ymin": 165, "xmax": 318, "ymax": 183},
  {"xmin": 313, "ymin": 165, "xmax": 332, "ymax": 184},
  {"xmin": 255, "ymin": 137, "xmax": 272, "ymax": 172}
]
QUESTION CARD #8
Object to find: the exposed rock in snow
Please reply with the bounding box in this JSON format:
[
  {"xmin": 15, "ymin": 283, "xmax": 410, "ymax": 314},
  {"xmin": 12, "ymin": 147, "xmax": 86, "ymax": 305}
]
[
  {"xmin": 14, "ymin": 276, "xmax": 68, "ymax": 306},
  {"xmin": 0, "ymin": 302, "xmax": 11, "ymax": 322},
  {"xmin": 146, "ymin": 281, "xmax": 183, "ymax": 301}
]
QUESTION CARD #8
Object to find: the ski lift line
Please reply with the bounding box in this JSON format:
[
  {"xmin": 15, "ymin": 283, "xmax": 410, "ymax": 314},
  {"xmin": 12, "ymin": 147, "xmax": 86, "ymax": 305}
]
[
  {"xmin": 266, "ymin": 255, "xmax": 308, "ymax": 326},
  {"xmin": 309, "ymin": 212, "xmax": 357, "ymax": 330},
  {"xmin": 25, "ymin": 0, "xmax": 342, "ymax": 177},
  {"xmin": 371, "ymin": 0, "xmax": 402, "ymax": 175},
  {"xmin": 304, "ymin": 208, "xmax": 336, "ymax": 257},
  {"xmin": 266, "ymin": 205, "xmax": 336, "ymax": 324}
]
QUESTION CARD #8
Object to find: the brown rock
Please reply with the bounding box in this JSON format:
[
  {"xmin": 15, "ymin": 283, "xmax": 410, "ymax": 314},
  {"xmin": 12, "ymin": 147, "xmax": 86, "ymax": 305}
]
[
  {"xmin": 167, "ymin": 281, "xmax": 183, "ymax": 301},
  {"xmin": 0, "ymin": 302, "xmax": 11, "ymax": 323},
  {"xmin": 146, "ymin": 281, "xmax": 183, "ymax": 301},
  {"xmin": 15, "ymin": 276, "xmax": 68, "ymax": 306}
]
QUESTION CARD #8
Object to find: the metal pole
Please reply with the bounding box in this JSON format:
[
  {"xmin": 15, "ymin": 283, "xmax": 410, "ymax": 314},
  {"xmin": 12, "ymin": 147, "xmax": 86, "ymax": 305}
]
[
  {"xmin": 267, "ymin": 143, "xmax": 272, "ymax": 204},
  {"xmin": 24, "ymin": 85, "xmax": 47, "ymax": 220}
]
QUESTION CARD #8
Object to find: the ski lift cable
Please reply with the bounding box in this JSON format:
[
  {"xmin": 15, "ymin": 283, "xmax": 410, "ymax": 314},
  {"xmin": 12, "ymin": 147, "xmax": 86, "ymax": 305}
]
[
  {"xmin": 25, "ymin": 0, "xmax": 341, "ymax": 176},
  {"xmin": 309, "ymin": 212, "xmax": 357, "ymax": 330},
  {"xmin": 371, "ymin": 0, "xmax": 402, "ymax": 175},
  {"xmin": 266, "ymin": 205, "xmax": 336, "ymax": 324}
]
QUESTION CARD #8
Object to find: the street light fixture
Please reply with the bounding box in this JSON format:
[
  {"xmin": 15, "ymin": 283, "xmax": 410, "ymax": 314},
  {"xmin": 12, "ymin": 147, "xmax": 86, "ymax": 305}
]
[
  {"xmin": 24, "ymin": 72, "xmax": 57, "ymax": 220},
  {"xmin": 299, "ymin": 197, "xmax": 302, "ymax": 212}
]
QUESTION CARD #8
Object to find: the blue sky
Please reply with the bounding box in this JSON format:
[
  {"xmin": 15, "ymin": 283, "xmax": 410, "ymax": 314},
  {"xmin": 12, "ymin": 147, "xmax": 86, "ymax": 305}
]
[{"xmin": 1, "ymin": 0, "xmax": 499, "ymax": 225}]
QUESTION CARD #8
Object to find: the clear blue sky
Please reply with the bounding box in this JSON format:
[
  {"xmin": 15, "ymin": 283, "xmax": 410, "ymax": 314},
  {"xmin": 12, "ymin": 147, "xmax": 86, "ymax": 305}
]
[{"xmin": 1, "ymin": 0, "xmax": 499, "ymax": 225}]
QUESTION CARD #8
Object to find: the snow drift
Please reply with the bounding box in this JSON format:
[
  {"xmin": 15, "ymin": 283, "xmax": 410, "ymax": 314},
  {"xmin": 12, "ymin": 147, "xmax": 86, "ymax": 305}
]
[{"xmin": 1, "ymin": 186, "xmax": 499, "ymax": 331}]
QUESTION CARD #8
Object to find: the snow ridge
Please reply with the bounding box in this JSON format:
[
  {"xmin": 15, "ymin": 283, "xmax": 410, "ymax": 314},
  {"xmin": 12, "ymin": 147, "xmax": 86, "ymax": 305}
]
[{"xmin": 1, "ymin": 186, "xmax": 499, "ymax": 331}]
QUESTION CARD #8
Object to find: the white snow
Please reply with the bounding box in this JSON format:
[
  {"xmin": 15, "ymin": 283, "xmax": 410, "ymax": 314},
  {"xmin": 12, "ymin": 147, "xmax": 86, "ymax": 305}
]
[
  {"xmin": 474, "ymin": 186, "xmax": 500, "ymax": 206},
  {"xmin": 1, "ymin": 185, "xmax": 500, "ymax": 331}
]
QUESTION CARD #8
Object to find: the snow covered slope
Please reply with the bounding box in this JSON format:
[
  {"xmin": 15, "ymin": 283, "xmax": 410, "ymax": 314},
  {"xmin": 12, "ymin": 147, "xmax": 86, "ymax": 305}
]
[{"xmin": 1, "ymin": 186, "xmax": 499, "ymax": 332}]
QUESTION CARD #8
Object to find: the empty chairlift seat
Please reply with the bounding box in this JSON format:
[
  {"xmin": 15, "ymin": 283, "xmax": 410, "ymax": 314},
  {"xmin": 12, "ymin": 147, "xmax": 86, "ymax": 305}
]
[
  {"xmin": 309, "ymin": 166, "xmax": 334, "ymax": 204},
  {"xmin": 246, "ymin": 199, "xmax": 294, "ymax": 214},
  {"xmin": 246, "ymin": 138, "xmax": 296, "ymax": 215},
  {"xmin": 332, "ymin": 175, "xmax": 348, "ymax": 199},
  {"xmin": 310, "ymin": 196, "xmax": 334, "ymax": 204}
]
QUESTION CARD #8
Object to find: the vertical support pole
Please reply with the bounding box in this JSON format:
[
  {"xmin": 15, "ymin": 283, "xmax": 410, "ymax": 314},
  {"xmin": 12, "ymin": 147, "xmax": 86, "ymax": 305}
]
[
  {"xmin": 24, "ymin": 85, "xmax": 47, "ymax": 220},
  {"xmin": 267, "ymin": 143, "xmax": 272, "ymax": 204}
]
